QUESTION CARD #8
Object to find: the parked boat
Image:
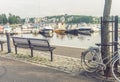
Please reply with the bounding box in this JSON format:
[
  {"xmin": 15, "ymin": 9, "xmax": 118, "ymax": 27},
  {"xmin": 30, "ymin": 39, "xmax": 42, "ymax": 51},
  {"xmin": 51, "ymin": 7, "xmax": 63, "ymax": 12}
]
[
  {"xmin": 54, "ymin": 29, "xmax": 66, "ymax": 35},
  {"xmin": 91, "ymin": 26, "xmax": 100, "ymax": 32},
  {"xmin": 65, "ymin": 29, "xmax": 78, "ymax": 35},
  {"xmin": 78, "ymin": 30, "xmax": 91, "ymax": 36},
  {"xmin": 41, "ymin": 33, "xmax": 53, "ymax": 38},
  {"xmin": 39, "ymin": 26, "xmax": 53, "ymax": 34},
  {"xmin": 3, "ymin": 25, "xmax": 12, "ymax": 33},
  {"xmin": 12, "ymin": 27, "xmax": 22, "ymax": 34},
  {"xmin": 78, "ymin": 26, "xmax": 93, "ymax": 32},
  {"xmin": 54, "ymin": 23, "xmax": 66, "ymax": 35}
]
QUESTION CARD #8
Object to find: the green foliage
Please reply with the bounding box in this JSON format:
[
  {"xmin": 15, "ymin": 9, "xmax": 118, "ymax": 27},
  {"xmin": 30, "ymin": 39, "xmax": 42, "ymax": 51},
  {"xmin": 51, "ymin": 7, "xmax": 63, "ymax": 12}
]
[
  {"xmin": 0, "ymin": 13, "xmax": 21, "ymax": 24},
  {"xmin": 118, "ymin": 17, "xmax": 120, "ymax": 23},
  {"xmin": 8, "ymin": 13, "xmax": 21, "ymax": 24},
  {"xmin": 0, "ymin": 14, "xmax": 7, "ymax": 24},
  {"xmin": 29, "ymin": 18, "xmax": 35, "ymax": 23},
  {"xmin": 45, "ymin": 15, "xmax": 99, "ymax": 24},
  {"xmin": 21, "ymin": 19, "xmax": 25, "ymax": 24}
]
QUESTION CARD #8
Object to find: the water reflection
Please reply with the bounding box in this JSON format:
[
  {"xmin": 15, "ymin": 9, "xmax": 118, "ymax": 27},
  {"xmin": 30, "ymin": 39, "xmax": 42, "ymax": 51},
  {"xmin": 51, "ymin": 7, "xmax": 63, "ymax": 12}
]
[
  {"xmin": 66, "ymin": 34, "xmax": 78, "ymax": 40},
  {"xmin": 78, "ymin": 34, "xmax": 91, "ymax": 41},
  {"xmin": 56, "ymin": 34, "xmax": 65, "ymax": 40},
  {"xmin": 41, "ymin": 33, "xmax": 53, "ymax": 38}
]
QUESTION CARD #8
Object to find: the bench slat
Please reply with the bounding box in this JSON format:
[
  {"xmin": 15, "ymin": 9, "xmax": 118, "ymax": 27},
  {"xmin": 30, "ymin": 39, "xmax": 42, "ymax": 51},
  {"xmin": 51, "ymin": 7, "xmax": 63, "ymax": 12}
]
[
  {"xmin": 29, "ymin": 39, "xmax": 49, "ymax": 47},
  {"xmin": 31, "ymin": 46, "xmax": 55, "ymax": 51},
  {"xmin": 13, "ymin": 38, "xmax": 29, "ymax": 44}
]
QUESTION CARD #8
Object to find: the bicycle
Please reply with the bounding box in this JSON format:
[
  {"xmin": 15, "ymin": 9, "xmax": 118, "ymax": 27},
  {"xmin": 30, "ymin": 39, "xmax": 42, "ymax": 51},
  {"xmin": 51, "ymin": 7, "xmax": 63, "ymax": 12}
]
[{"xmin": 81, "ymin": 41, "xmax": 120, "ymax": 82}]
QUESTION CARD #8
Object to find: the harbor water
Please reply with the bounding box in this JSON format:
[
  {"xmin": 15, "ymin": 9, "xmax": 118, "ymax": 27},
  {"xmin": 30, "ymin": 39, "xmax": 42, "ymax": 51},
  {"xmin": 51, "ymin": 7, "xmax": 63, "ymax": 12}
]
[{"xmin": 10, "ymin": 32, "xmax": 101, "ymax": 49}]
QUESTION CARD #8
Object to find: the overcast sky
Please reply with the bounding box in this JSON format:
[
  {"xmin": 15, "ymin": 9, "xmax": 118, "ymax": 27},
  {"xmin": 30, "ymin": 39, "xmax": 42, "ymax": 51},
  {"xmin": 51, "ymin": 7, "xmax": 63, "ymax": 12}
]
[{"xmin": 0, "ymin": 0, "xmax": 119, "ymax": 18}]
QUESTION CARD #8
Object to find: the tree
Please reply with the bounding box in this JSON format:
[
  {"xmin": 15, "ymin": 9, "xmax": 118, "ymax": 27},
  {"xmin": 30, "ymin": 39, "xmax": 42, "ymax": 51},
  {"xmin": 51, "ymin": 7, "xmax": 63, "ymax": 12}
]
[
  {"xmin": 0, "ymin": 14, "xmax": 7, "ymax": 24},
  {"xmin": 8, "ymin": 13, "xmax": 21, "ymax": 24},
  {"xmin": 2, "ymin": 14, "xmax": 7, "ymax": 24},
  {"xmin": 15, "ymin": 16, "xmax": 21, "ymax": 24},
  {"xmin": 29, "ymin": 18, "xmax": 35, "ymax": 23},
  {"xmin": 101, "ymin": 0, "xmax": 112, "ymax": 76}
]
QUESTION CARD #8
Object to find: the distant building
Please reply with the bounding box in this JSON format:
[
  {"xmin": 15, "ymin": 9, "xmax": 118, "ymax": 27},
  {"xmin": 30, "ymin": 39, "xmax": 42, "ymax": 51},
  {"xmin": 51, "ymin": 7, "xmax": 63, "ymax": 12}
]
[
  {"xmin": 34, "ymin": 17, "xmax": 42, "ymax": 23},
  {"xmin": 67, "ymin": 16, "xmax": 73, "ymax": 22},
  {"xmin": 60, "ymin": 16, "xmax": 65, "ymax": 22},
  {"xmin": 25, "ymin": 17, "xmax": 30, "ymax": 23}
]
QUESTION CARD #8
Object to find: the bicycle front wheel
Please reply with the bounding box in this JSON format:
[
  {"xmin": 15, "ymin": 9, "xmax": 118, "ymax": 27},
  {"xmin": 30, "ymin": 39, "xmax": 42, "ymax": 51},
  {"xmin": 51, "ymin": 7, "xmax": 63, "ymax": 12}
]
[
  {"xmin": 81, "ymin": 48, "xmax": 100, "ymax": 72},
  {"xmin": 111, "ymin": 57, "xmax": 120, "ymax": 81}
]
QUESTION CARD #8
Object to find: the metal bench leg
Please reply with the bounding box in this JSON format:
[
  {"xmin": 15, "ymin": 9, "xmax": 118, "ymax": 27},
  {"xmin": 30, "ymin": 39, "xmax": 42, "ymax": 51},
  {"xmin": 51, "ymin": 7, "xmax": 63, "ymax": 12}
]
[
  {"xmin": 15, "ymin": 46, "xmax": 17, "ymax": 54},
  {"xmin": 50, "ymin": 51, "xmax": 53, "ymax": 61},
  {"xmin": 31, "ymin": 48, "xmax": 33, "ymax": 57}
]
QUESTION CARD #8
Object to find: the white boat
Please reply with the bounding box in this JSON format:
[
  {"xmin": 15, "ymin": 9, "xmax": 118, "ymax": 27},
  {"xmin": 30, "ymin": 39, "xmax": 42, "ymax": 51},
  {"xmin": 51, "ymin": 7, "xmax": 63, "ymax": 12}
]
[
  {"xmin": 78, "ymin": 30, "xmax": 91, "ymax": 35},
  {"xmin": 78, "ymin": 26, "xmax": 100, "ymax": 32},
  {"xmin": 3, "ymin": 25, "xmax": 12, "ymax": 33},
  {"xmin": 39, "ymin": 26, "xmax": 53, "ymax": 34},
  {"xmin": 78, "ymin": 26, "xmax": 93, "ymax": 32},
  {"xmin": 91, "ymin": 26, "xmax": 100, "ymax": 32},
  {"xmin": 22, "ymin": 24, "xmax": 33, "ymax": 29},
  {"xmin": 12, "ymin": 27, "xmax": 22, "ymax": 34}
]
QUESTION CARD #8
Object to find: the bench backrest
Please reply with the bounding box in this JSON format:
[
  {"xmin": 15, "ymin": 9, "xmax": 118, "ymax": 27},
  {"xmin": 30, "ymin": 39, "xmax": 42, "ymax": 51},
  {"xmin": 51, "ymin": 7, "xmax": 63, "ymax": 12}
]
[
  {"xmin": 12, "ymin": 37, "xmax": 52, "ymax": 50},
  {"xmin": 29, "ymin": 38, "xmax": 50, "ymax": 48},
  {"xmin": 12, "ymin": 37, "xmax": 29, "ymax": 46}
]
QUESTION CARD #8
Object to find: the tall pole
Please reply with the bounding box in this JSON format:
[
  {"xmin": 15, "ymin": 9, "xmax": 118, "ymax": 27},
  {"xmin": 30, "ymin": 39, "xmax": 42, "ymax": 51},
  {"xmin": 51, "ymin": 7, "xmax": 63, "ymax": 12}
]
[
  {"xmin": 114, "ymin": 16, "xmax": 118, "ymax": 69},
  {"xmin": 6, "ymin": 32, "xmax": 11, "ymax": 53},
  {"xmin": 101, "ymin": 0, "xmax": 112, "ymax": 77}
]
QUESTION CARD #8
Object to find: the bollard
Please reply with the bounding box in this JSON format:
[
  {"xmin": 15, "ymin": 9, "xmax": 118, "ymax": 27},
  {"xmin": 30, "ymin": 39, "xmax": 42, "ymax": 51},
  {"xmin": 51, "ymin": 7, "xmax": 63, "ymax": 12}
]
[{"xmin": 6, "ymin": 32, "xmax": 11, "ymax": 53}]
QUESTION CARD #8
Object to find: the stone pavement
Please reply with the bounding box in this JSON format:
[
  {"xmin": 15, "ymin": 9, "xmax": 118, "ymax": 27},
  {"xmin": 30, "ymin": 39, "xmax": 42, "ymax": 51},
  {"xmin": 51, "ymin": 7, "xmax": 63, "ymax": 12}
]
[{"xmin": 0, "ymin": 57, "xmax": 101, "ymax": 82}]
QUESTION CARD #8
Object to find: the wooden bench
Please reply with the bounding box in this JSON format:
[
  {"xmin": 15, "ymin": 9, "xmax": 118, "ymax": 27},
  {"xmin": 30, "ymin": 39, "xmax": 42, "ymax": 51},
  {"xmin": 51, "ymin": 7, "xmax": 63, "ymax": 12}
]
[
  {"xmin": 12, "ymin": 37, "xmax": 56, "ymax": 61},
  {"xmin": 0, "ymin": 40, "xmax": 6, "ymax": 51}
]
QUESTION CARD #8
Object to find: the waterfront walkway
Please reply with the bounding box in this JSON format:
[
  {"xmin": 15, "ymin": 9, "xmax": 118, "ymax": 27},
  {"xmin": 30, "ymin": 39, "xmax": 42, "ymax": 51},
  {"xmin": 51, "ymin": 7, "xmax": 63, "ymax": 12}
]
[
  {"xmin": 54, "ymin": 46, "xmax": 85, "ymax": 58},
  {"xmin": 0, "ymin": 41, "xmax": 115, "ymax": 82},
  {"xmin": 0, "ymin": 57, "xmax": 100, "ymax": 82}
]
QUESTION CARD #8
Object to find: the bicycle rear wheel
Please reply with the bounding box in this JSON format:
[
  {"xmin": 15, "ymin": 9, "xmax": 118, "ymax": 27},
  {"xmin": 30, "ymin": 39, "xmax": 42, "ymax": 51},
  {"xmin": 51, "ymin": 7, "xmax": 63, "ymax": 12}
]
[
  {"xmin": 111, "ymin": 57, "xmax": 120, "ymax": 81},
  {"xmin": 81, "ymin": 48, "xmax": 100, "ymax": 72}
]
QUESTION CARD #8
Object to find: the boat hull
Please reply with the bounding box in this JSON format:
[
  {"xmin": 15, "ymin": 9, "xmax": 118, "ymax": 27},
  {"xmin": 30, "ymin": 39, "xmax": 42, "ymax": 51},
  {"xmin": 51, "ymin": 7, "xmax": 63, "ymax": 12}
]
[
  {"xmin": 39, "ymin": 29, "xmax": 53, "ymax": 34},
  {"xmin": 65, "ymin": 29, "xmax": 78, "ymax": 35},
  {"xmin": 54, "ymin": 29, "xmax": 66, "ymax": 35},
  {"xmin": 78, "ymin": 31, "xmax": 91, "ymax": 35}
]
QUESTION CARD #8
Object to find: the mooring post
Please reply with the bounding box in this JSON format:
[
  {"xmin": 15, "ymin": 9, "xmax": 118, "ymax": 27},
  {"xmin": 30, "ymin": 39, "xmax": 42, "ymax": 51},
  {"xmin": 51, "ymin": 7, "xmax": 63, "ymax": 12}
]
[{"xmin": 6, "ymin": 32, "xmax": 11, "ymax": 53}]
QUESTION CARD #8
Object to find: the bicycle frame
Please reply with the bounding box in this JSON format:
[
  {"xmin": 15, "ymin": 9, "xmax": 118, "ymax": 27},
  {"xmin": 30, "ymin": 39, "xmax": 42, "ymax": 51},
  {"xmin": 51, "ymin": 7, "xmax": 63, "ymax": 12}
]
[
  {"xmin": 93, "ymin": 44, "xmax": 120, "ymax": 70},
  {"xmin": 81, "ymin": 42, "xmax": 120, "ymax": 81}
]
